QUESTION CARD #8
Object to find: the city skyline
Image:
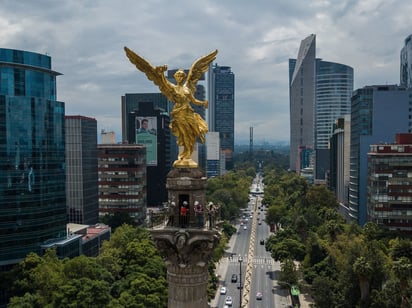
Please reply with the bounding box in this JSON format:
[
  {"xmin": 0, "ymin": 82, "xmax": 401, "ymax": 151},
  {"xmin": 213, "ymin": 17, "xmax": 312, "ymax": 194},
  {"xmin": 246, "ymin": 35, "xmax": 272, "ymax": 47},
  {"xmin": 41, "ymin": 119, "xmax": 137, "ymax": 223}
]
[{"xmin": 2, "ymin": 1, "xmax": 412, "ymax": 144}]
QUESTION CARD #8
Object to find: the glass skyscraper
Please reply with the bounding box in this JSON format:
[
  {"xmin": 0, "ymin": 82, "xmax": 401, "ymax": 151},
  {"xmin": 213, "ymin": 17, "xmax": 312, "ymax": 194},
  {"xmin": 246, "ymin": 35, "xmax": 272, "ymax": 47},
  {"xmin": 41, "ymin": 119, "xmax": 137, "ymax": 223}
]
[
  {"xmin": 289, "ymin": 34, "xmax": 353, "ymax": 181},
  {"xmin": 400, "ymin": 34, "xmax": 412, "ymax": 88},
  {"xmin": 289, "ymin": 34, "xmax": 316, "ymax": 173},
  {"xmin": 208, "ymin": 64, "xmax": 235, "ymax": 170},
  {"xmin": 0, "ymin": 48, "xmax": 66, "ymax": 266},
  {"xmin": 315, "ymin": 60, "xmax": 353, "ymax": 180}
]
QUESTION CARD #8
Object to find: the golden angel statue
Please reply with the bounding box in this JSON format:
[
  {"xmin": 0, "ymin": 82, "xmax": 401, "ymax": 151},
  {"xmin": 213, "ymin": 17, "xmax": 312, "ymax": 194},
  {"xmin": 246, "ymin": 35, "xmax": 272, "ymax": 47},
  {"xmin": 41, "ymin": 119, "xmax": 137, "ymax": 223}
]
[{"xmin": 124, "ymin": 46, "xmax": 218, "ymax": 168}]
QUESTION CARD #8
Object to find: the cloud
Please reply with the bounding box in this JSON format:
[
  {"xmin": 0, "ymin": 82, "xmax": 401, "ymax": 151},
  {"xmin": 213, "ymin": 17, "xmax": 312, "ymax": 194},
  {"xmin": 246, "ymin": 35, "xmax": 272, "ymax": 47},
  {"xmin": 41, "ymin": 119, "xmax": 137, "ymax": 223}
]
[{"xmin": 1, "ymin": 0, "xmax": 412, "ymax": 144}]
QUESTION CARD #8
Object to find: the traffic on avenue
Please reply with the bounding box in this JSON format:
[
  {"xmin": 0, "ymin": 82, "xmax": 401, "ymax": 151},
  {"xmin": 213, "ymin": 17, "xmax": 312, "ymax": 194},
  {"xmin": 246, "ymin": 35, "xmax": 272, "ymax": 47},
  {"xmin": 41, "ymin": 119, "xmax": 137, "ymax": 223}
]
[{"xmin": 210, "ymin": 177, "xmax": 294, "ymax": 308}]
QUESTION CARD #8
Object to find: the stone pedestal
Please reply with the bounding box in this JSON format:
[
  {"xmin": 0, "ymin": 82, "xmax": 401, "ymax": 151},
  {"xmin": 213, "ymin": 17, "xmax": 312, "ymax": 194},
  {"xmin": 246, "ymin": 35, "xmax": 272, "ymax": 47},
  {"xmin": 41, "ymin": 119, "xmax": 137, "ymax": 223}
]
[
  {"xmin": 150, "ymin": 167, "xmax": 220, "ymax": 308},
  {"xmin": 166, "ymin": 168, "xmax": 208, "ymax": 229}
]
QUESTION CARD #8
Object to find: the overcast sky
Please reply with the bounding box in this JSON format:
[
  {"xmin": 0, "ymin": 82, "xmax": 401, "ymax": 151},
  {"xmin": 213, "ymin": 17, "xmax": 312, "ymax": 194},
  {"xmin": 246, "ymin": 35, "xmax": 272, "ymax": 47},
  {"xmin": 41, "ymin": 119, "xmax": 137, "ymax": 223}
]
[{"xmin": 2, "ymin": 0, "xmax": 412, "ymax": 144}]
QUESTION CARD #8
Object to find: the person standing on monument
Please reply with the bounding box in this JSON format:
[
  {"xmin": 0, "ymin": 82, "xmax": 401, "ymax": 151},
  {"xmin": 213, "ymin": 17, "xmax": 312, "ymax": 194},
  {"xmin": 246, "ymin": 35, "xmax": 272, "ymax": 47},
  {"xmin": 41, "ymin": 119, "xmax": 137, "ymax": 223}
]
[
  {"xmin": 180, "ymin": 201, "xmax": 188, "ymax": 227},
  {"xmin": 194, "ymin": 200, "xmax": 204, "ymax": 228},
  {"xmin": 167, "ymin": 201, "xmax": 176, "ymax": 226},
  {"xmin": 207, "ymin": 202, "xmax": 215, "ymax": 229}
]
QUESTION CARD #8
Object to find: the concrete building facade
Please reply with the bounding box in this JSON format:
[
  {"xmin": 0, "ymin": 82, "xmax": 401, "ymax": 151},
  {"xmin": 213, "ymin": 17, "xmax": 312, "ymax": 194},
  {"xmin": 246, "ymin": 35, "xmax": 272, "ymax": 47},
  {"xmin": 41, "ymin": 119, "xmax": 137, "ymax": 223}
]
[
  {"xmin": 98, "ymin": 144, "xmax": 147, "ymax": 224},
  {"xmin": 367, "ymin": 133, "xmax": 412, "ymax": 233}
]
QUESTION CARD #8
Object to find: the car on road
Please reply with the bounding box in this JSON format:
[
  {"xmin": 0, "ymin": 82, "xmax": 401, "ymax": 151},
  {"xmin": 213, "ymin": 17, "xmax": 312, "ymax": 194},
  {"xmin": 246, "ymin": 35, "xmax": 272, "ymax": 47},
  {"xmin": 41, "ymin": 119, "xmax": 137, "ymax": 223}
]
[
  {"xmin": 231, "ymin": 274, "xmax": 238, "ymax": 282},
  {"xmin": 220, "ymin": 286, "xmax": 227, "ymax": 295},
  {"xmin": 243, "ymin": 225, "xmax": 247, "ymax": 230},
  {"xmin": 256, "ymin": 291, "xmax": 263, "ymax": 300},
  {"xmin": 260, "ymin": 239, "xmax": 265, "ymax": 245},
  {"xmin": 225, "ymin": 296, "xmax": 233, "ymax": 306}
]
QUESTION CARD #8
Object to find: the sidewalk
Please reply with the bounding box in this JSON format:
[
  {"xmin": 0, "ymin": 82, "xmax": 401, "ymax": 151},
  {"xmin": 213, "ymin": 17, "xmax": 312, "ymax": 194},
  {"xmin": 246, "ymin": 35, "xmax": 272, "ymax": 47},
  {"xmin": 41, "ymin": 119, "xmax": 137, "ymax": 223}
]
[
  {"xmin": 299, "ymin": 292, "xmax": 314, "ymax": 308},
  {"xmin": 209, "ymin": 232, "xmax": 238, "ymax": 307}
]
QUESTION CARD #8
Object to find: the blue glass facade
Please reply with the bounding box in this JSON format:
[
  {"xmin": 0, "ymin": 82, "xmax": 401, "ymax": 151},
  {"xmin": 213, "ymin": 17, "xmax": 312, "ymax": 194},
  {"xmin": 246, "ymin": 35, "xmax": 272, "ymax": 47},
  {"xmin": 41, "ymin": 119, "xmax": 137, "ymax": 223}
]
[
  {"xmin": 400, "ymin": 34, "xmax": 412, "ymax": 88},
  {"xmin": 349, "ymin": 85, "xmax": 411, "ymax": 226},
  {"xmin": 208, "ymin": 64, "xmax": 235, "ymax": 170},
  {"xmin": 315, "ymin": 60, "xmax": 353, "ymax": 180},
  {"xmin": 0, "ymin": 49, "xmax": 66, "ymax": 265}
]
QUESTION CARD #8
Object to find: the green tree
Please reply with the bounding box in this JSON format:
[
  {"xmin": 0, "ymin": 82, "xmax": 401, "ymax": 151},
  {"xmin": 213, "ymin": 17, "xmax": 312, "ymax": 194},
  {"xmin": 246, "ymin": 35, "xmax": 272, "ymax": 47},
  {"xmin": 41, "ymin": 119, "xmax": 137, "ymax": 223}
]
[
  {"xmin": 392, "ymin": 257, "xmax": 412, "ymax": 308},
  {"xmin": 270, "ymin": 238, "xmax": 306, "ymax": 262},
  {"xmin": 353, "ymin": 256, "xmax": 373, "ymax": 303},
  {"xmin": 8, "ymin": 292, "xmax": 42, "ymax": 308},
  {"xmin": 390, "ymin": 237, "xmax": 412, "ymax": 261},
  {"xmin": 279, "ymin": 258, "xmax": 298, "ymax": 286},
  {"xmin": 53, "ymin": 278, "xmax": 111, "ymax": 308}
]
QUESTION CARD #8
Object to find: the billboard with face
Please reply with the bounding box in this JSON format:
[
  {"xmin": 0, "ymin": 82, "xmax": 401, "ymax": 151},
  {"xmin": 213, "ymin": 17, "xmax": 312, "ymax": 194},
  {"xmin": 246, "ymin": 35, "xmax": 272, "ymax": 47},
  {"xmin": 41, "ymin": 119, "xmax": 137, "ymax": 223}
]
[{"xmin": 136, "ymin": 116, "xmax": 157, "ymax": 165}]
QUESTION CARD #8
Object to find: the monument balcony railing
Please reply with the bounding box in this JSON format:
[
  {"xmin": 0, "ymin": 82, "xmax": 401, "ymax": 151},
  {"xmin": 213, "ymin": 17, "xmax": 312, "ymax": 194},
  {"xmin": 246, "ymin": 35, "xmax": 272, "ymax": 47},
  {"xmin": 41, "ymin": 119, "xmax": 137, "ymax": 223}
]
[{"xmin": 148, "ymin": 211, "xmax": 221, "ymax": 230}]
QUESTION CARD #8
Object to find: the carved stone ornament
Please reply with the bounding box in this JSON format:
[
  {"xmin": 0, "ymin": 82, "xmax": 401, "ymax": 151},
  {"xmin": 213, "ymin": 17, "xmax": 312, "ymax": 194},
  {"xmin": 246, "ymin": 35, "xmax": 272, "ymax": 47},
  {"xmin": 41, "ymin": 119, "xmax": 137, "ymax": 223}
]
[{"xmin": 151, "ymin": 229, "xmax": 220, "ymax": 268}]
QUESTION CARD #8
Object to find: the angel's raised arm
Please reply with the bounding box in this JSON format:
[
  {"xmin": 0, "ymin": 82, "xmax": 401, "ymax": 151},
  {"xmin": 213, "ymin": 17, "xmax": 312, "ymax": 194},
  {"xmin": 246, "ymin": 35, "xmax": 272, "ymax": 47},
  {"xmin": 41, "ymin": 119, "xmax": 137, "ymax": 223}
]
[{"xmin": 124, "ymin": 46, "xmax": 175, "ymax": 100}]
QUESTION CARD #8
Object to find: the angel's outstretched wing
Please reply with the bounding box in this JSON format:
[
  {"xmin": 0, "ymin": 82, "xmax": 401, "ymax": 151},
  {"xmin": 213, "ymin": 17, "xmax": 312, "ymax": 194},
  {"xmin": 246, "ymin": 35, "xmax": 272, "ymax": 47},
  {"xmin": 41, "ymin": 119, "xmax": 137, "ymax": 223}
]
[
  {"xmin": 124, "ymin": 46, "xmax": 175, "ymax": 100},
  {"xmin": 185, "ymin": 50, "xmax": 218, "ymax": 94}
]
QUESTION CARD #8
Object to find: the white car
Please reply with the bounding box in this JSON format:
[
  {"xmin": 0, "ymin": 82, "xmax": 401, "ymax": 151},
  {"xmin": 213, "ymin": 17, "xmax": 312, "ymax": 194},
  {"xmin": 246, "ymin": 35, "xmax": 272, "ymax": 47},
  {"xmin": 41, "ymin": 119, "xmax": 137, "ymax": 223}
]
[
  {"xmin": 243, "ymin": 225, "xmax": 247, "ymax": 230},
  {"xmin": 220, "ymin": 286, "xmax": 227, "ymax": 295},
  {"xmin": 225, "ymin": 296, "xmax": 233, "ymax": 306}
]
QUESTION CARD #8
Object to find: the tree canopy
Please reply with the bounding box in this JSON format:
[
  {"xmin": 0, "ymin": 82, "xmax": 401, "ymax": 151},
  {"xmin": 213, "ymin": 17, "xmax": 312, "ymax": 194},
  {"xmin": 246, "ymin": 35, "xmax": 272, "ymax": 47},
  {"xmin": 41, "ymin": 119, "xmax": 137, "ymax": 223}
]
[{"xmin": 262, "ymin": 169, "xmax": 412, "ymax": 308}]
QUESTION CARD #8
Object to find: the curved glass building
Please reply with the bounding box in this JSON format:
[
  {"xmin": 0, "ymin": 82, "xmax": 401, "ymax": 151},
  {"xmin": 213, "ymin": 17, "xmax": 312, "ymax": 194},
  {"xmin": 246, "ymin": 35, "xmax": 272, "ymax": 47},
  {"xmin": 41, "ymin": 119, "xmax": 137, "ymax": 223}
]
[
  {"xmin": 0, "ymin": 48, "xmax": 66, "ymax": 266},
  {"xmin": 315, "ymin": 60, "xmax": 353, "ymax": 179}
]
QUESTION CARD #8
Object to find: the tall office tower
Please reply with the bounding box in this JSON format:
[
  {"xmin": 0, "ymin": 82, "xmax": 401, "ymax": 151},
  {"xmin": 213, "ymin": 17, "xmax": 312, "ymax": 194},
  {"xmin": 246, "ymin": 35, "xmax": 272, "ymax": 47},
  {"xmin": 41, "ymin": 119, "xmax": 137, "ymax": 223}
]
[
  {"xmin": 289, "ymin": 34, "xmax": 316, "ymax": 173},
  {"xmin": 289, "ymin": 35, "xmax": 353, "ymax": 180},
  {"xmin": 348, "ymin": 85, "xmax": 412, "ymax": 226},
  {"xmin": 367, "ymin": 133, "xmax": 412, "ymax": 233},
  {"xmin": 65, "ymin": 115, "xmax": 99, "ymax": 225},
  {"xmin": 315, "ymin": 60, "xmax": 353, "ymax": 181},
  {"xmin": 122, "ymin": 98, "xmax": 172, "ymax": 206},
  {"xmin": 208, "ymin": 64, "xmax": 235, "ymax": 170},
  {"xmin": 329, "ymin": 115, "xmax": 351, "ymax": 220},
  {"xmin": 98, "ymin": 144, "xmax": 147, "ymax": 224},
  {"xmin": 0, "ymin": 48, "xmax": 67, "ymax": 267},
  {"xmin": 400, "ymin": 34, "xmax": 412, "ymax": 88}
]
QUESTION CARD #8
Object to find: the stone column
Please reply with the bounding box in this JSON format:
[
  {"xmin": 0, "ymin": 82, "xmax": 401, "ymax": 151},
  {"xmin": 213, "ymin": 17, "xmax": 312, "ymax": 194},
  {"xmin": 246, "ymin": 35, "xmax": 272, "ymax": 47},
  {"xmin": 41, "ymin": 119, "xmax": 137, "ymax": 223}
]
[{"xmin": 151, "ymin": 229, "xmax": 220, "ymax": 308}]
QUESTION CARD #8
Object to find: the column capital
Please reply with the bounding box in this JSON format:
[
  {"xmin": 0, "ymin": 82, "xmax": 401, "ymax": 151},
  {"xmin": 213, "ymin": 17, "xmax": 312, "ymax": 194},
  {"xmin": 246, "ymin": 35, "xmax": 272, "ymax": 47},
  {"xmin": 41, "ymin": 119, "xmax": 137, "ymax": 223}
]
[{"xmin": 151, "ymin": 229, "xmax": 220, "ymax": 268}]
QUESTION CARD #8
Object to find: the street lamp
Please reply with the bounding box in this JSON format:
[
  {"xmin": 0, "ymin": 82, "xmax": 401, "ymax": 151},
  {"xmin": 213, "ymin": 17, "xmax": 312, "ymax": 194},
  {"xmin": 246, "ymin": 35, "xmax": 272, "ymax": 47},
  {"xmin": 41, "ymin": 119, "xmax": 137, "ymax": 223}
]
[{"xmin": 238, "ymin": 255, "xmax": 243, "ymax": 308}]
